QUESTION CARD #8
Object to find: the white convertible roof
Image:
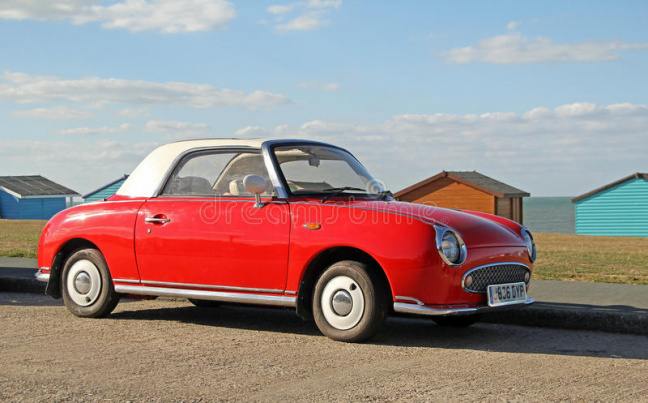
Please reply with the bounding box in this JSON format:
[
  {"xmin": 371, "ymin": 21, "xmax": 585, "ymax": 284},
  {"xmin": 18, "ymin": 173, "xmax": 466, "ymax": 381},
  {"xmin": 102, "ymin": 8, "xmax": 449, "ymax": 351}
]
[{"xmin": 116, "ymin": 139, "xmax": 265, "ymax": 198}]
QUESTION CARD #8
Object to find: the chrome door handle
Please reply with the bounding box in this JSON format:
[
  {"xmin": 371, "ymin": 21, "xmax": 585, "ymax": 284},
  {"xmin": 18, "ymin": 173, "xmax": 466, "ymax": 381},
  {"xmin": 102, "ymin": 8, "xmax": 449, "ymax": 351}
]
[{"xmin": 145, "ymin": 217, "xmax": 171, "ymax": 224}]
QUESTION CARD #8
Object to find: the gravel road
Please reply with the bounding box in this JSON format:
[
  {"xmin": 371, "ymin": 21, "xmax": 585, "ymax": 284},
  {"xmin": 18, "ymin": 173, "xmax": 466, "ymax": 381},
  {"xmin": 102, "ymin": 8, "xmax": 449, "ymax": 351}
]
[{"xmin": 2, "ymin": 293, "xmax": 647, "ymax": 402}]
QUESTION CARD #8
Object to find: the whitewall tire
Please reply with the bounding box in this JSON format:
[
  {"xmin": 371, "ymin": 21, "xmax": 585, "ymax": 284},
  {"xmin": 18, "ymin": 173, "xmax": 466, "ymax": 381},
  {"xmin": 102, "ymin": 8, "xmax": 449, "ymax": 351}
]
[
  {"xmin": 61, "ymin": 248, "xmax": 120, "ymax": 318},
  {"xmin": 313, "ymin": 260, "xmax": 388, "ymax": 342}
]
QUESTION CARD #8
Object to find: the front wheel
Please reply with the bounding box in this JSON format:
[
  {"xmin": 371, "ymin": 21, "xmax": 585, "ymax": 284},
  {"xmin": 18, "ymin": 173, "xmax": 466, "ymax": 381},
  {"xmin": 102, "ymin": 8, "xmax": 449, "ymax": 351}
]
[
  {"xmin": 313, "ymin": 260, "xmax": 388, "ymax": 342},
  {"xmin": 61, "ymin": 248, "xmax": 120, "ymax": 318}
]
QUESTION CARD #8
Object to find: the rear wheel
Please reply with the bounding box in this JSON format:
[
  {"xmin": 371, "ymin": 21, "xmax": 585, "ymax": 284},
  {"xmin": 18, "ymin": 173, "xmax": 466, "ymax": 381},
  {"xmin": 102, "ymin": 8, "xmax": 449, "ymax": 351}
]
[
  {"xmin": 313, "ymin": 260, "xmax": 388, "ymax": 342},
  {"xmin": 61, "ymin": 248, "xmax": 120, "ymax": 318},
  {"xmin": 432, "ymin": 315, "xmax": 480, "ymax": 327}
]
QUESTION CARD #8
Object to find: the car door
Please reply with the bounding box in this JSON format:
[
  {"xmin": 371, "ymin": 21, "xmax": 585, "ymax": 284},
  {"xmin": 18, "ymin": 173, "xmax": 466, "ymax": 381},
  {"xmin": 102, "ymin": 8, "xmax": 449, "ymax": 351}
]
[{"xmin": 134, "ymin": 149, "xmax": 290, "ymax": 292}]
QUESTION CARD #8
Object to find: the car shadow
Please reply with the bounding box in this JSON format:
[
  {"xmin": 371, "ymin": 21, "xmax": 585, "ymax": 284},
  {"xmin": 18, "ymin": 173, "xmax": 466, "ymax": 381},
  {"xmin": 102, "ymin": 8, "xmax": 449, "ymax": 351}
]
[
  {"xmin": 111, "ymin": 302, "xmax": 322, "ymax": 337},
  {"xmin": 110, "ymin": 302, "xmax": 648, "ymax": 361},
  {"xmin": 0, "ymin": 293, "xmax": 145, "ymax": 307}
]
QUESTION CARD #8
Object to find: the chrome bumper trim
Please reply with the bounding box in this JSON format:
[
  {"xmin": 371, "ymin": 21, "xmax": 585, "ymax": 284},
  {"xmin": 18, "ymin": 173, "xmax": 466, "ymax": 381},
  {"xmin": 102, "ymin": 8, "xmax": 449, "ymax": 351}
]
[
  {"xmin": 35, "ymin": 268, "xmax": 50, "ymax": 283},
  {"xmin": 139, "ymin": 279, "xmax": 284, "ymax": 295},
  {"xmin": 393, "ymin": 297, "xmax": 534, "ymax": 317},
  {"xmin": 394, "ymin": 296, "xmax": 424, "ymax": 305},
  {"xmin": 112, "ymin": 278, "xmax": 141, "ymax": 284},
  {"xmin": 114, "ymin": 285, "xmax": 297, "ymax": 308}
]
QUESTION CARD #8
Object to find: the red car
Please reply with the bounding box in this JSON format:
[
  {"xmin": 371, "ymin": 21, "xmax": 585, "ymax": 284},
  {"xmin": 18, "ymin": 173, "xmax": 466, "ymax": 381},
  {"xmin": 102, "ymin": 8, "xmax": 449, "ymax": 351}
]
[{"xmin": 37, "ymin": 139, "xmax": 535, "ymax": 342}]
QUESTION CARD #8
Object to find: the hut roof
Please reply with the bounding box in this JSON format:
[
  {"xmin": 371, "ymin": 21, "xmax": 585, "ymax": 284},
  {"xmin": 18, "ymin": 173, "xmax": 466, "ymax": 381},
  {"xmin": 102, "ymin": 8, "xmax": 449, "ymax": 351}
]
[
  {"xmin": 0, "ymin": 175, "xmax": 79, "ymax": 199},
  {"xmin": 82, "ymin": 174, "xmax": 129, "ymax": 199},
  {"xmin": 394, "ymin": 170, "xmax": 530, "ymax": 199},
  {"xmin": 571, "ymin": 172, "xmax": 648, "ymax": 203}
]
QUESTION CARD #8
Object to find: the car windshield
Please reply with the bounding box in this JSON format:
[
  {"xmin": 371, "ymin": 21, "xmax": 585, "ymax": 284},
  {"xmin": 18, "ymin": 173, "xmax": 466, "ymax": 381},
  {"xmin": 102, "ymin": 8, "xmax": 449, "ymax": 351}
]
[{"xmin": 273, "ymin": 145, "xmax": 387, "ymax": 196}]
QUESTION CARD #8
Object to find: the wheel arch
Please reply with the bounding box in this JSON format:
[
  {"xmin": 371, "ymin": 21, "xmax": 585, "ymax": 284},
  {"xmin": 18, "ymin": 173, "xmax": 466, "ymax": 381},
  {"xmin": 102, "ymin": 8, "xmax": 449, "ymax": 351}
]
[
  {"xmin": 295, "ymin": 246, "xmax": 392, "ymax": 321},
  {"xmin": 46, "ymin": 238, "xmax": 101, "ymax": 299}
]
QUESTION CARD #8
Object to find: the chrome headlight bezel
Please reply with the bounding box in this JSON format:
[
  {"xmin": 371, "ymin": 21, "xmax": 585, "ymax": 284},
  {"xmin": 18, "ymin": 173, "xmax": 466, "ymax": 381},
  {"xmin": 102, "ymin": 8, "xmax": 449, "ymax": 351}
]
[
  {"xmin": 521, "ymin": 227, "xmax": 536, "ymax": 262},
  {"xmin": 434, "ymin": 226, "xmax": 467, "ymax": 267}
]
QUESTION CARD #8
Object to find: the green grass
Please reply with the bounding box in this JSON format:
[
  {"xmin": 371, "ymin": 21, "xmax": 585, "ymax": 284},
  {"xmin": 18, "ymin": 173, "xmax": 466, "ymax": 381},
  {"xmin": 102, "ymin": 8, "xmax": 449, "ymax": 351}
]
[
  {"xmin": 0, "ymin": 219, "xmax": 47, "ymax": 259},
  {"xmin": 1, "ymin": 220, "xmax": 647, "ymax": 285},
  {"xmin": 532, "ymin": 233, "xmax": 648, "ymax": 285}
]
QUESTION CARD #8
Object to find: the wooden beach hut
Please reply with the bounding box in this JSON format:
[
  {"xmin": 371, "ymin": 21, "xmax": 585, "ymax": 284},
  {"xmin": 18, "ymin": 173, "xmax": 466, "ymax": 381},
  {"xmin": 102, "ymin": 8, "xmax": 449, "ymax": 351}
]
[
  {"xmin": 393, "ymin": 171, "xmax": 530, "ymax": 224},
  {"xmin": 572, "ymin": 172, "xmax": 648, "ymax": 237}
]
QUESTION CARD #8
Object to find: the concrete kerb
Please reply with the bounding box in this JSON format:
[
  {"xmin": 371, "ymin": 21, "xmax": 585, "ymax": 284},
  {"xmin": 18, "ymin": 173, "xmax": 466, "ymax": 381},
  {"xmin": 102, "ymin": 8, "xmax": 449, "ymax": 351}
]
[
  {"xmin": 1, "ymin": 258, "xmax": 646, "ymax": 336},
  {"xmin": 0, "ymin": 276, "xmax": 45, "ymax": 294},
  {"xmin": 0, "ymin": 258, "xmax": 43, "ymax": 294},
  {"xmin": 487, "ymin": 280, "xmax": 648, "ymax": 335},
  {"xmin": 481, "ymin": 303, "xmax": 648, "ymax": 336}
]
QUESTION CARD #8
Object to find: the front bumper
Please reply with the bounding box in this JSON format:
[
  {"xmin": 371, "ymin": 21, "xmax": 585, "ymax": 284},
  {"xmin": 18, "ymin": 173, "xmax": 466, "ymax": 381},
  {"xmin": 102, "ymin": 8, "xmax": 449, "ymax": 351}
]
[
  {"xmin": 393, "ymin": 297, "xmax": 534, "ymax": 317},
  {"xmin": 35, "ymin": 267, "xmax": 50, "ymax": 283}
]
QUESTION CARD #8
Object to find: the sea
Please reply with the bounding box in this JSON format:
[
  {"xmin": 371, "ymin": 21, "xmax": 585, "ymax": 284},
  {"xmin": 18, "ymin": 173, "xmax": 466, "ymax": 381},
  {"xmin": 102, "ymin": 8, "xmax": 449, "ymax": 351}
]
[{"xmin": 523, "ymin": 197, "xmax": 575, "ymax": 234}]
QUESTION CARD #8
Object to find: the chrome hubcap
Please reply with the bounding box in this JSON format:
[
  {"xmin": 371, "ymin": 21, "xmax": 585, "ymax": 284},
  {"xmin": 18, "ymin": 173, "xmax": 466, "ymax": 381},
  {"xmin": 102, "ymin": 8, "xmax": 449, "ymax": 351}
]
[
  {"xmin": 321, "ymin": 275, "xmax": 365, "ymax": 330},
  {"xmin": 331, "ymin": 290, "xmax": 353, "ymax": 316},
  {"xmin": 66, "ymin": 259, "xmax": 102, "ymax": 307},
  {"xmin": 74, "ymin": 272, "xmax": 92, "ymax": 294}
]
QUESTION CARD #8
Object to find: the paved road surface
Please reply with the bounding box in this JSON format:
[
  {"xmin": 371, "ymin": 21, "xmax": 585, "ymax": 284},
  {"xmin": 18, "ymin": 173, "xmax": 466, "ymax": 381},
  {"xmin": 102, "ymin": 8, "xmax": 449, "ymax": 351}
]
[{"xmin": 1, "ymin": 293, "xmax": 647, "ymax": 402}]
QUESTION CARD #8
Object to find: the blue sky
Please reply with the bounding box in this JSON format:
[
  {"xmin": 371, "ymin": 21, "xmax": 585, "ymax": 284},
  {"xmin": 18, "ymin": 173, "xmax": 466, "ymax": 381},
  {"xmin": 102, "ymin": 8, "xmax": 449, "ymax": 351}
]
[{"xmin": 1, "ymin": 0, "xmax": 647, "ymax": 197}]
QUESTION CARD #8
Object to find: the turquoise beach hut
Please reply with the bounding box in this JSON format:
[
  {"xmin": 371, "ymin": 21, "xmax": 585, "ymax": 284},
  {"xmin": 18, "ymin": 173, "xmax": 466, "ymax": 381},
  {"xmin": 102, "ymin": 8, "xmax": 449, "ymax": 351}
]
[
  {"xmin": 82, "ymin": 174, "xmax": 129, "ymax": 203},
  {"xmin": 571, "ymin": 173, "xmax": 648, "ymax": 237}
]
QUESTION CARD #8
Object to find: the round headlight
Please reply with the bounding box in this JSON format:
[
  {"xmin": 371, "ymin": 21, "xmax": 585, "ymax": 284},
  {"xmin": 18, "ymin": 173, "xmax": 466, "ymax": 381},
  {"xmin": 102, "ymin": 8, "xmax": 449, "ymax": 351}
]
[
  {"xmin": 441, "ymin": 231, "xmax": 460, "ymax": 263},
  {"xmin": 435, "ymin": 226, "xmax": 466, "ymax": 266},
  {"xmin": 522, "ymin": 229, "xmax": 536, "ymax": 262}
]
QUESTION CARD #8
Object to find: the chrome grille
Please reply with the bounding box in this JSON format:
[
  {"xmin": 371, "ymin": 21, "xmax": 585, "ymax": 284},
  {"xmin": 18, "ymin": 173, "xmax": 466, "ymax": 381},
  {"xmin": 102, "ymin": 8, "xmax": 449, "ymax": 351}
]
[{"xmin": 462, "ymin": 263, "xmax": 530, "ymax": 294}]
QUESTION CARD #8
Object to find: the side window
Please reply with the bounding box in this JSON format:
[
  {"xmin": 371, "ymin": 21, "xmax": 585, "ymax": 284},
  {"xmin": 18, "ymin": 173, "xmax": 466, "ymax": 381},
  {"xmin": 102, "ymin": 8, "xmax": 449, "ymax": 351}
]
[{"xmin": 161, "ymin": 150, "xmax": 275, "ymax": 197}]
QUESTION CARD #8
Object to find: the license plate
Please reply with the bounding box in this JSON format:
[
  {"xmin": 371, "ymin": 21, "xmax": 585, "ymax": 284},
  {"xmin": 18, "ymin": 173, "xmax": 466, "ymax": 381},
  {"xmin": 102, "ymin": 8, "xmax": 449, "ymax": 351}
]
[{"xmin": 487, "ymin": 282, "xmax": 527, "ymax": 307}]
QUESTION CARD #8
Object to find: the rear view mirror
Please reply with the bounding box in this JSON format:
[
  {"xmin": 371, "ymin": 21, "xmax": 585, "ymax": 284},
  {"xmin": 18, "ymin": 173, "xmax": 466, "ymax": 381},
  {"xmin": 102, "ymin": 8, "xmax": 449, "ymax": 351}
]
[
  {"xmin": 243, "ymin": 175, "xmax": 268, "ymax": 208},
  {"xmin": 308, "ymin": 156, "xmax": 320, "ymax": 167}
]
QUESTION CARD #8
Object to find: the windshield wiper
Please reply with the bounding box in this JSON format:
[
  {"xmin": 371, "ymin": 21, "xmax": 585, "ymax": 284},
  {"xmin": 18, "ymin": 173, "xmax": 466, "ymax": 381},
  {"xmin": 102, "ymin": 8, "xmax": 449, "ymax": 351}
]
[{"xmin": 321, "ymin": 187, "xmax": 366, "ymax": 203}]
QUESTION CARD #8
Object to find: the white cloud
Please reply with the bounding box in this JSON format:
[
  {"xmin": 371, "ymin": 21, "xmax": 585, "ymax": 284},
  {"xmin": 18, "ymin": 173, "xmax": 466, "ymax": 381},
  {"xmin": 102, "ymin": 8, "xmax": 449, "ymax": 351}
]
[
  {"xmin": 276, "ymin": 11, "xmax": 328, "ymax": 31},
  {"xmin": 522, "ymin": 107, "xmax": 552, "ymax": 120},
  {"xmin": 605, "ymin": 103, "xmax": 648, "ymax": 116},
  {"xmin": 267, "ymin": 0, "xmax": 341, "ymax": 32},
  {"xmin": 308, "ymin": 0, "xmax": 342, "ymax": 8},
  {"xmin": 299, "ymin": 81, "xmax": 339, "ymax": 91},
  {"xmin": 145, "ymin": 120, "xmax": 211, "ymax": 133},
  {"xmin": 0, "ymin": 71, "xmax": 291, "ymax": 108},
  {"xmin": 506, "ymin": 21, "xmax": 519, "ymax": 31},
  {"xmin": 235, "ymin": 102, "xmax": 648, "ymax": 196},
  {"xmin": 234, "ymin": 126, "xmax": 273, "ymax": 138},
  {"xmin": 554, "ymin": 102, "xmax": 600, "ymax": 118},
  {"xmin": 267, "ymin": 4, "xmax": 298, "ymax": 15},
  {"xmin": 58, "ymin": 123, "xmax": 131, "ymax": 135},
  {"xmin": 0, "ymin": 138, "xmax": 158, "ymax": 194},
  {"xmin": 0, "ymin": 0, "xmax": 89, "ymax": 21},
  {"xmin": 115, "ymin": 108, "xmax": 151, "ymax": 118},
  {"xmin": 144, "ymin": 119, "xmax": 214, "ymax": 141},
  {"xmin": 3, "ymin": 102, "xmax": 646, "ymax": 197},
  {"xmin": 440, "ymin": 28, "xmax": 648, "ymax": 64},
  {"xmin": 12, "ymin": 105, "xmax": 94, "ymax": 120},
  {"xmin": 0, "ymin": 0, "xmax": 236, "ymax": 33}
]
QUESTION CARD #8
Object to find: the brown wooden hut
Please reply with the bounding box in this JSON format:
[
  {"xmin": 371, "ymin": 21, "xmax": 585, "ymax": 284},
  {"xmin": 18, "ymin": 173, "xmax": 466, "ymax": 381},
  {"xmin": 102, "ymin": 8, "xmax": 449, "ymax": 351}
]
[{"xmin": 393, "ymin": 171, "xmax": 530, "ymax": 224}]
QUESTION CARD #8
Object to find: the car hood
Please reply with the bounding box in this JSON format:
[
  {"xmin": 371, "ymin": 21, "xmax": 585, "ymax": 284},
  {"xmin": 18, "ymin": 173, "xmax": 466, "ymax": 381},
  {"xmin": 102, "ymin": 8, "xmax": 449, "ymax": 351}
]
[{"xmin": 345, "ymin": 200, "xmax": 526, "ymax": 248}]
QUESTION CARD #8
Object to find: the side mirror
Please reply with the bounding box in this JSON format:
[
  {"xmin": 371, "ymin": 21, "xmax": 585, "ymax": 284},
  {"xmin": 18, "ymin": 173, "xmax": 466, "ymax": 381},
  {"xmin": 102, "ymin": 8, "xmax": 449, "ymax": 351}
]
[
  {"xmin": 308, "ymin": 156, "xmax": 320, "ymax": 167},
  {"xmin": 243, "ymin": 175, "xmax": 268, "ymax": 209}
]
